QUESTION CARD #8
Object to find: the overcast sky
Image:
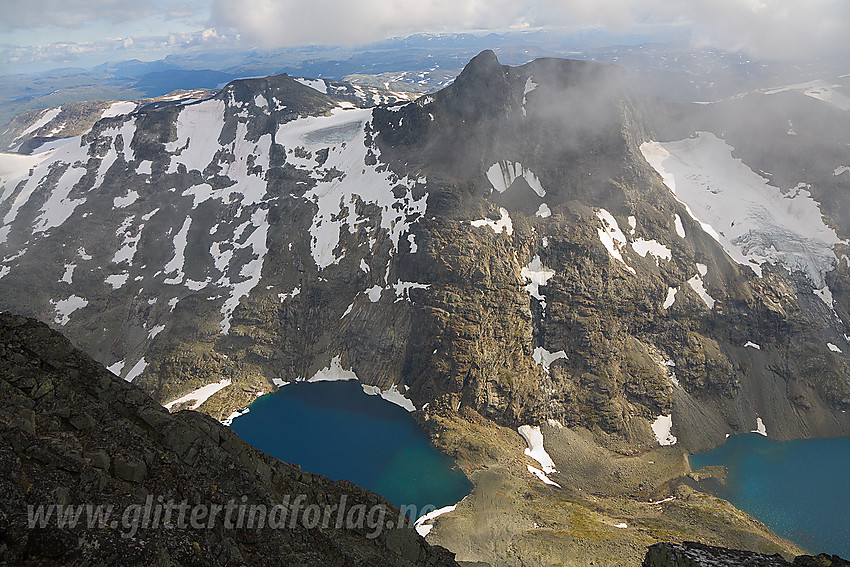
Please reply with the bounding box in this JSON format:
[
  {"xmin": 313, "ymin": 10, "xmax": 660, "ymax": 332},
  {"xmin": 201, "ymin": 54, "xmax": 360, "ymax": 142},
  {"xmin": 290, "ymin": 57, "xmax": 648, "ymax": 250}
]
[{"xmin": 1, "ymin": 0, "xmax": 849, "ymax": 73}]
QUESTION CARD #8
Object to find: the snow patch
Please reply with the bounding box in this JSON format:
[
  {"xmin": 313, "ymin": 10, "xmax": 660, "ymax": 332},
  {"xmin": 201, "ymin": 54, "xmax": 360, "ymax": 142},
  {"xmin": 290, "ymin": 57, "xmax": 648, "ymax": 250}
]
[
  {"xmin": 814, "ymin": 285, "xmax": 835, "ymax": 308},
  {"xmin": 17, "ymin": 107, "xmax": 62, "ymax": 139},
  {"xmin": 112, "ymin": 217, "xmax": 143, "ymax": 265},
  {"xmin": 596, "ymin": 209, "xmax": 635, "ymax": 274},
  {"xmin": 101, "ymin": 101, "xmax": 136, "ymax": 118},
  {"xmin": 527, "ymin": 465, "xmax": 561, "ymax": 488},
  {"xmin": 365, "ymin": 285, "xmax": 383, "ymax": 302},
  {"xmin": 535, "ymin": 203, "xmax": 551, "ymax": 218},
  {"xmin": 308, "ymin": 355, "xmax": 358, "ymax": 382},
  {"xmin": 673, "ymin": 214, "xmax": 686, "ymax": 238},
  {"xmin": 521, "ymin": 77, "xmax": 538, "ymax": 117},
  {"xmin": 148, "ymin": 324, "xmax": 165, "ymax": 339},
  {"xmin": 294, "ymin": 77, "xmax": 328, "ymax": 94},
  {"xmin": 107, "ymin": 360, "xmax": 125, "ymax": 376},
  {"xmin": 0, "ymin": 152, "xmax": 49, "ymax": 207},
  {"xmin": 113, "ymin": 190, "xmax": 139, "ymax": 208},
  {"xmin": 31, "ymin": 164, "xmax": 87, "ymax": 234},
  {"xmin": 218, "ymin": 209, "xmax": 269, "ymax": 334},
  {"xmin": 764, "ymin": 80, "xmax": 850, "ymax": 112},
  {"xmin": 166, "ymin": 99, "xmax": 226, "ymax": 174},
  {"xmin": 60, "ymin": 263, "xmax": 75, "ymax": 284},
  {"xmin": 105, "ymin": 272, "xmax": 129, "ymax": 289},
  {"xmin": 340, "ymin": 303, "xmax": 354, "ymax": 319},
  {"xmin": 221, "ymin": 407, "xmax": 250, "ymax": 426},
  {"xmin": 521, "ymin": 255, "xmax": 555, "ymax": 310},
  {"xmin": 828, "ymin": 342, "xmax": 843, "ymax": 353},
  {"xmin": 518, "ymin": 425, "xmax": 557, "ymax": 473},
  {"xmin": 688, "ymin": 263, "xmax": 715, "ymax": 309},
  {"xmin": 51, "ymin": 295, "xmax": 88, "ymax": 325},
  {"xmin": 362, "ymin": 383, "xmax": 416, "ymax": 411},
  {"xmin": 532, "ymin": 347, "xmax": 567, "ymax": 369},
  {"xmin": 751, "ymin": 417, "xmax": 768, "ymax": 436},
  {"xmin": 471, "ymin": 207, "xmax": 513, "ymax": 235},
  {"xmin": 486, "ymin": 161, "xmax": 545, "ymax": 197},
  {"xmin": 744, "ymin": 341, "xmax": 761, "ymax": 349},
  {"xmin": 278, "ymin": 287, "xmax": 300, "ymax": 302},
  {"xmin": 163, "ymin": 217, "xmax": 192, "ymax": 285},
  {"xmin": 651, "ymin": 414, "xmax": 677, "ymax": 446},
  {"xmin": 662, "ymin": 287, "xmax": 677, "ymax": 310},
  {"xmin": 164, "ymin": 379, "xmax": 232, "ymax": 410},
  {"xmin": 631, "ymin": 239, "xmax": 671, "ymax": 264},
  {"xmin": 414, "ymin": 505, "xmax": 456, "ymax": 537},
  {"xmin": 392, "ymin": 280, "xmax": 430, "ymax": 302},
  {"xmin": 124, "ymin": 357, "xmax": 147, "ymax": 382},
  {"xmin": 276, "ymin": 108, "xmax": 427, "ymax": 270}
]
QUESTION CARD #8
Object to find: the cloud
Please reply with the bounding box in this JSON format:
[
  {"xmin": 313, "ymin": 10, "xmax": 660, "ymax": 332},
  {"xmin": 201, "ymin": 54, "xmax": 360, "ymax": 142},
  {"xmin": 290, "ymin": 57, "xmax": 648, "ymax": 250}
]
[
  {"xmin": 210, "ymin": 0, "xmax": 850, "ymax": 59},
  {"xmin": 0, "ymin": 29, "xmax": 241, "ymax": 68},
  {"xmin": 0, "ymin": 0, "xmax": 155, "ymax": 30},
  {"xmin": 0, "ymin": 0, "xmax": 208, "ymax": 31},
  {"xmin": 686, "ymin": 0, "xmax": 850, "ymax": 59}
]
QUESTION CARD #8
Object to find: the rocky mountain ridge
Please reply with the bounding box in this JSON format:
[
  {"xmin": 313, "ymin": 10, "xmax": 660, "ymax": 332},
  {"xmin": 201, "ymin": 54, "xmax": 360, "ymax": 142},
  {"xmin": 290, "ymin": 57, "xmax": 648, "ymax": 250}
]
[
  {"xmin": 0, "ymin": 311, "xmax": 459, "ymax": 566},
  {"xmin": 0, "ymin": 78, "xmax": 414, "ymax": 155},
  {"xmin": 0, "ymin": 51, "xmax": 848, "ymax": 455}
]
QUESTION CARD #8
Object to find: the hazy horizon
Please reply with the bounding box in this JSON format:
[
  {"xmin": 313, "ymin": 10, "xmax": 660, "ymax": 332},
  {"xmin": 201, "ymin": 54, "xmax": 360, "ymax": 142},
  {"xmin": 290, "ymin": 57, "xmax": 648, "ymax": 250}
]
[{"xmin": 2, "ymin": 0, "xmax": 849, "ymax": 76}]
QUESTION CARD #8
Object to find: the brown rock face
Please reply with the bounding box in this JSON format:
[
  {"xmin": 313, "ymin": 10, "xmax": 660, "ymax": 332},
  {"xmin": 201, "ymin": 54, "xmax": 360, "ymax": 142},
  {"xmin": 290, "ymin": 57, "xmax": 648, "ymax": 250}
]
[
  {"xmin": 1, "ymin": 52, "xmax": 849, "ymax": 455},
  {"xmin": 0, "ymin": 312, "xmax": 458, "ymax": 566}
]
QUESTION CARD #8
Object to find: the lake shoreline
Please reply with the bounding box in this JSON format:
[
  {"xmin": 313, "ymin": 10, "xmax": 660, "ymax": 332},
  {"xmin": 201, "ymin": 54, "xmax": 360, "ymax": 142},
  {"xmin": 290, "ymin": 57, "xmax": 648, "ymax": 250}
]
[
  {"xmin": 689, "ymin": 432, "xmax": 850, "ymax": 558},
  {"xmin": 228, "ymin": 380, "xmax": 472, "ymax": 519}
]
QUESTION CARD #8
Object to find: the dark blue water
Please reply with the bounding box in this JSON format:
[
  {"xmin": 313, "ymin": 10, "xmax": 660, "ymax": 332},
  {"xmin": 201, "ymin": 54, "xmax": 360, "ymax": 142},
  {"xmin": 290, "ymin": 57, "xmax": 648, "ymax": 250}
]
[
  {"xmin": 230, "ymin": 381, "xmax": 471, "ymax": 516},
  {"xmin": 690, "ymin": 433, "xmax": 850, "ymax": 557}
]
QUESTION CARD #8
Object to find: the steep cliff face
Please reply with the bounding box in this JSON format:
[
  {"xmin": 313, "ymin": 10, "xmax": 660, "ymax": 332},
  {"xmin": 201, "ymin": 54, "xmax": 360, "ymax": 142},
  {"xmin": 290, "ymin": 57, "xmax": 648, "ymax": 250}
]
[
  {"xmin": 368, "ymin": 51, "xmax": 850, "ymax": 449},
  {"xmin": 1, "ymin": 51, "xmax": 849, "ymax": 453},
  {"xmin": 0, "ymin": 312, "xmax": 458, "ymax": 566}
]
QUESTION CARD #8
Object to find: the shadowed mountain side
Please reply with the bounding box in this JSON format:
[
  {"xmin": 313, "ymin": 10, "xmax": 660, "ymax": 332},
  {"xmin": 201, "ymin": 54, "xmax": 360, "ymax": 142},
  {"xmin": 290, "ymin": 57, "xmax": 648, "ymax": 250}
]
[{"xmin": 0, "ymin": 312, "xmax": 459, "ymax": 566}]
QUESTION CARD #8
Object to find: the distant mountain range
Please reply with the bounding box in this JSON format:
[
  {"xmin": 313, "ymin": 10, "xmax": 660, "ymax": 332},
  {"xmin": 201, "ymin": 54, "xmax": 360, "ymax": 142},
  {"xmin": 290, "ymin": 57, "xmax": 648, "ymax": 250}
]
[{"xmin": 4, "ymin": 30, "xmax": 845, "ymax": 125}]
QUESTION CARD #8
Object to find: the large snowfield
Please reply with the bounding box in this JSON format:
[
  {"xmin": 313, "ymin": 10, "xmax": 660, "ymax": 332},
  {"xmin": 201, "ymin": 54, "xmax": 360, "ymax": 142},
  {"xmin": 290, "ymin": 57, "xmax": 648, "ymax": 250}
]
[{"xmin": 641, "ymin": 132, "xmax": 844, "ymax": 289}]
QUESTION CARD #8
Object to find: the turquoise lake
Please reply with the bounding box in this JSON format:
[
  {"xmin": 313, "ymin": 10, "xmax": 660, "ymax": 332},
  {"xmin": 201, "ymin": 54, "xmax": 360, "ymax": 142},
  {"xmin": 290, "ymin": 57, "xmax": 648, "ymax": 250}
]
[
  {"xmin": 690, "ymin": 433, "xmax": 850, "ymax": 557},
  {"xmin": 230, "ymin": 380, "xmax": 471, "ymax": 517}
]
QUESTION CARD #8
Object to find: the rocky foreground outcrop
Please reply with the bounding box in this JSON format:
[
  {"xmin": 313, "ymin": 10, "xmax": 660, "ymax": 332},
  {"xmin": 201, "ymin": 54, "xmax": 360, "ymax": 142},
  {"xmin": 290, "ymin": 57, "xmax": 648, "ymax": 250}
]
[
  {"xmin": 0, "ymin": 312, "xmax": 458, "ymax": 566},
  {"xmin": 643, "ymin": 542, "xmax": 849, "ymax": 567}
]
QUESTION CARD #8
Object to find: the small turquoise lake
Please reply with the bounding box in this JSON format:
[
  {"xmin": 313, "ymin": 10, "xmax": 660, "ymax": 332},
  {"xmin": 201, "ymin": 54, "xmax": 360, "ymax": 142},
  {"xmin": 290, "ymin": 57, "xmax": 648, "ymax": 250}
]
[
  {"xmin": 690, "ymin": 433, "xmax": 850, "ymax": 557},
  {"xmin": 229, "ymin": 380, "xmax": 471, "ymax": 517}
]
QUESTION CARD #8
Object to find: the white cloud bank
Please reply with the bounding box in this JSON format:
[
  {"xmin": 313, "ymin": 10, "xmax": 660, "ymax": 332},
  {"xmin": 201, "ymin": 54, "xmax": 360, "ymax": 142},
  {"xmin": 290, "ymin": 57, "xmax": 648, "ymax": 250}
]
[
  {"xmin": 211, "ymin": 0, "xmax": 850, "ymax": 60},
  {"xmin": 5, "ymin": 0, "xmax": 848, "ymax": 66}
]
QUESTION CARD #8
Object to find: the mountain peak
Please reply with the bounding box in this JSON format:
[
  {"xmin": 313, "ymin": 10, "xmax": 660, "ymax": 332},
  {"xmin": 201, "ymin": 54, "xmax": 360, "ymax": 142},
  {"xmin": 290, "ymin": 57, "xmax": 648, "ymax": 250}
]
[
  {"xmin": 454, "ymin": 49, "xmax": 505, "ymax": 84},
  {"xmin": 440, "ymin": 50, "xmax": 511, "ymax": 121},
  {"xmin": 468, "ymin": 49, "xmax": 501, "ymax": 67}
]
